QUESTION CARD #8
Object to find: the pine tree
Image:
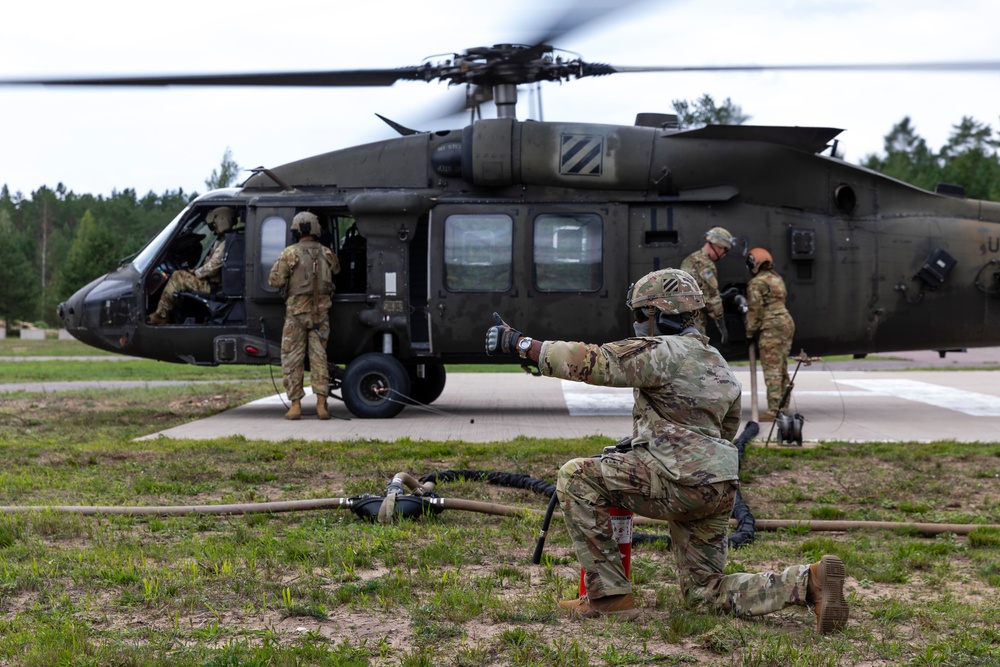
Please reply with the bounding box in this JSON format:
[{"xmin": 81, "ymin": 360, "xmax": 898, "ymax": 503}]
[
  {"xmin": 57, "ymin": 210, "xmax": 117, "ymax": 301},
  {"xmin": 0, "ymin": 208, "xmax": 37, "ymax": 324},
  {"xmin": 205, "ymin": 148, "xmax": 242, "ymax": 190}
]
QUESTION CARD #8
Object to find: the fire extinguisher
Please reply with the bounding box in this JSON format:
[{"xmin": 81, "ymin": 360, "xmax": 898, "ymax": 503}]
[{"xmin": 580, "ymin": 505, "xmax": 633, "ymax": 595}]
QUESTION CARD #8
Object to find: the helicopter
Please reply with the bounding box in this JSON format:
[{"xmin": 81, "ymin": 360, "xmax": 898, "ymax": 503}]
[{"xmin": 6, "ymin": 8, "xmax": 1000, "ymax": 419}]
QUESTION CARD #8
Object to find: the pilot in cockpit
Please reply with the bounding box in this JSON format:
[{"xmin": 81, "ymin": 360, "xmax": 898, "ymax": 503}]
[{"xmin": 147, "ymin": 206, "xmax": 233, "ymax": 325}]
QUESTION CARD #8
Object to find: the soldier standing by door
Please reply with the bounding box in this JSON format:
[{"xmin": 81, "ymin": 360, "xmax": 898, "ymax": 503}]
[
  {"xmin": 680, "ymin": 226, "xmax": 736, "ymax": 343},
  {"xmin": 268, "ymin": 212, "xmax": 341, "ymax": 420},
  {"xmin": 745, "ymin": 248, "xmax": 795, "ymax": 421}
]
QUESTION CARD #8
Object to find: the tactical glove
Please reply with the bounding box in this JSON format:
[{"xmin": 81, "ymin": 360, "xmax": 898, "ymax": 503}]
[
  {"xmin": 714, "ymin": 318, "xmax": 729, "ymax": 345},
  {"xmin": 485, "ymin": 312, "xmax": 522, "ymax": 356},
  {"xmin": 720, "ymin": 286, "xmax": 740, "ymax": 302}
]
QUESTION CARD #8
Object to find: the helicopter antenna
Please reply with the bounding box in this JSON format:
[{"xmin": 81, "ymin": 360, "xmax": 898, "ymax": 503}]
[
  {"xmin": 375, "ymin": 114, "xmax": 421, "ymax": 136},
  {"xmin": 247, "ymin": 166, "xmax": 295, "ymax": 192}
]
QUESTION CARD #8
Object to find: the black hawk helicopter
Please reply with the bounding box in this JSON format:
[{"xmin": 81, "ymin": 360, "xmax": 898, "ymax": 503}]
[{"xmin": 6, "ymin": 6, "xmax": 1000, "ymax": 418}]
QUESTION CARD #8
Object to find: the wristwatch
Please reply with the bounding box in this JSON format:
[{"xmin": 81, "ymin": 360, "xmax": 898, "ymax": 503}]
[{"xmin": 517, "ymin": 336, "xmax": 533, "ymax": 359}]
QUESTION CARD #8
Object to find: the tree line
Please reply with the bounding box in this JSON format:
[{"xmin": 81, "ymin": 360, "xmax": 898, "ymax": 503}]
[
  {"xmin": 0, "ymin": 150, "xmax": 240, "ymax": 328},
  {"xmin": 1, "ymin": 116, "xmax": 998, "ymax": 328}
]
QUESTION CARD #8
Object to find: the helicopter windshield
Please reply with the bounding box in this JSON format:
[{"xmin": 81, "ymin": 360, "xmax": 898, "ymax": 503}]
[{"xmin": 132, "ymin": 205, "xmax": 191, "ymax": 273}]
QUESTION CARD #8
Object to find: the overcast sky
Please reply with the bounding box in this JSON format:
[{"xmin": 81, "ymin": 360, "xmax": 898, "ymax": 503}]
[{"xmin": 2, "ymin": 0, "xmax": 999, "ymax": 198}]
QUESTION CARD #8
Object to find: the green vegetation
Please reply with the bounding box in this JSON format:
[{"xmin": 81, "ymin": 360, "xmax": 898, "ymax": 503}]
[
  {"xmin": 863, "ymin": 116, "xmax": 1000, "ymax": 201},
  {"xmin": 0, "ymin": 185, "xmax": 195, "ymax": 327},
  {"xmin": 0, "ymin": 338, "xmax": 115, "ymax": 357},
  {"xmin": 0, "ymin": 358, "xmax": 274, "ymax": 383},
  {"xmin": 0, "ymin": 354, "xmax": 997, "ymax": 665}
]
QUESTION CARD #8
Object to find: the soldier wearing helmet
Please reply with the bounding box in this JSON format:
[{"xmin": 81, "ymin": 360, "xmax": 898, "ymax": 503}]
[
  {"xmin": 745, "ymin": 248, "xmax": 795, "ymax": 421},
  {"xmin": 148, "ymin": 206, "xmax": 235, "ymax": 325},
  {"xmin": 680, "ymin": 226, "xmax": 736, "ymax": 344},
  {"xmin": 482, "ymin": 268, "xmax": 848, "ymax": 631},
  {"xmin": 268, "ymin": 211, "xmax": 341, "ymax": 420}
]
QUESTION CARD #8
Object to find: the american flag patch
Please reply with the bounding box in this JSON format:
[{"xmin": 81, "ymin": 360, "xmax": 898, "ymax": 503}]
[{"xmin": 560, "ymin": 134, "xmax": 604, "ymax": 176}]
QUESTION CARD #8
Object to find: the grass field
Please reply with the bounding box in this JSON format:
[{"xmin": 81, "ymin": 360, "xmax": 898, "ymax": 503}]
[{"xmin": 0, "ymin": 341, "xmax": 998, "ymax": 665}]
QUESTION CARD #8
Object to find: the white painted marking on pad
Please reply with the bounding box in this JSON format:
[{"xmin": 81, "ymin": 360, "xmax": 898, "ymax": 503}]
[
  {"xmin": 835, "ymin": 379, "xmax": 1000, "ymax": 416},
  {"xmin": 562, "ymin": 378, "xmax": 1000, "ymax": 417},
  {"xmin": 562, "ymin": 383, "xmax": 871, "ymax": 416},
  {"xmin": 560, "ymin": 381, "xmax": 632, "ymax": 416}
]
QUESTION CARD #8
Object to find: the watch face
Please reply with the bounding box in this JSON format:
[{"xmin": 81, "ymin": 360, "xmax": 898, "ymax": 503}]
[{"xmin": 518, "ymin": 338, "xmax": 531, "ymax": 350}]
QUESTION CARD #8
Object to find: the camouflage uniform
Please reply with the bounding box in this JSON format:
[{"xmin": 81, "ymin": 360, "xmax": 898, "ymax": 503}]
[
  {"xmin": 745, "ymin": 268, "xmax": 795, "ymax": 413},
  {"xmin": 150, "ymin": 237, "xmax": 226, "ymax": 321},
  {"xmin": 680, "ymin": 248, "xmax": 723, "ymax": 336},
  {"xmin": 544, "ymin": 332, "xmax": 810, "ymax": 616},
  {"xmin": 268, "ymin": 239, "xmax": 341, "ymax": 401}
]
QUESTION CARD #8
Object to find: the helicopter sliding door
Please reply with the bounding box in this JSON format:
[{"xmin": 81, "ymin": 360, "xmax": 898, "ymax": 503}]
[
  {"xmin": 427, "ymin": 203, "xmax": 628, "ymax": 361},
  {"xmin": 514, "ymin": 204, "xmax": 628, "ymax": 344}
]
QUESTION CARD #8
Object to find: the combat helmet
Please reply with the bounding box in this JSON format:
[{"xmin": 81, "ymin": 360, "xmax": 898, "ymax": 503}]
[
  {"xmin": 704, "ymin": 226, "xmax": 735, "ymax": 250},
  {"xmin": 627, "ymin": 268, "xmax": 705, "ymax": 315},
  {"xmin": 206, "ymin": 206, "xmax": 234, "ymax": 234},
  {"xmin": 746, "ymin": 247, "xmax": 774, "ymax": 275},
  {"xmin": 291, "ymin": 211, "xmax": 319, "ymax": 237}
]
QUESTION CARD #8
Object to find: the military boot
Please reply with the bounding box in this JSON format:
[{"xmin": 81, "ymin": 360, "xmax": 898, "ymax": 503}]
[
  {"xmin": 558, "ymin": 593, "xmax": 641, "ymax": 620},
  {"xmin": 316, "ymin": 395, "xmax": 330, "ymax": 420},
  {"xmin": 147, "ymin": 311, "xmax": 169, "ymax": 325},
  {"xmin": 284, "ymin": 399, "xmax": 302, "ymax": 420},
  {"xmin": 807, "ymin": 555, "xmax": 849, "ymax": 634},
  {"xmin": 759, "ymin": 410, "xmax": 777, "ymax": 422}
]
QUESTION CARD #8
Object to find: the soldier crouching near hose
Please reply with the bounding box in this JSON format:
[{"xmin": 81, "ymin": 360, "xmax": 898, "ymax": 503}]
[
  {"xmin": 268, "ymin": 212, "xmax": 341, "ymax": 420},
  {"xmin": 484, "ymin": 268, "xmax": 849, "ymax": 633}
]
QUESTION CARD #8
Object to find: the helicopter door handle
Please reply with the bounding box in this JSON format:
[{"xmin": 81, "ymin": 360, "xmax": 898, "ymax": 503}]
[{"xmin": 436, "ymin": 303, "xmax": 445, "ymax": 315}]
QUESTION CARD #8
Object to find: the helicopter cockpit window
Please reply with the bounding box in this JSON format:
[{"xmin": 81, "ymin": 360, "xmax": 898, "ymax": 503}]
[
  {"xmin": 259, "ymin": 216, "xmax": 288, "ymax": 292},
  {"xmin": 444, "ymin": 214, "xmax": 513, "ymax": 292},
  {"xmin": 133, "ymin": 207, "xmax": 189, "ymax": 273},
  {"xmin": 144, "ymin": 207, "xmax": 243, "ymax": 278},
  {"xmin": 533, "ymin": 213, "xmax": 603, "ymax": 292}
]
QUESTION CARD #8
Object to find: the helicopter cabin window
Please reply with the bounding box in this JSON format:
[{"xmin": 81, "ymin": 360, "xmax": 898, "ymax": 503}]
[
  {"xmin": 444, "ymin": 214, "xmax": 513, "ymax": 292},
  {"xmin": 533, "ymin": 213, "xmax": 603, "ymax": 292},
  {"xmin": 259, "ymin": 216, "xmax": 288, "ymax": 293}
]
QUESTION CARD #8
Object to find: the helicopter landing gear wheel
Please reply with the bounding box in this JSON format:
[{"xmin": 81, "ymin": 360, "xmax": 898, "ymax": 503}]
[
  {"xmin": 406, "ymin": 364, "xmax": 447, "ymax": 406},
  {"xmin": 341, "ymin": 353, "xmax": 411, "ymax": 419}
]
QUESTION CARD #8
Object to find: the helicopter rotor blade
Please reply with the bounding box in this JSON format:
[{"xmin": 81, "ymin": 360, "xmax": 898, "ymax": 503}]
[
  {"xmin": 581, "ymin": 60, "xmax": 1000, "ymax": 77},
  {"xmin": 0, "ymin": 67, "xmax": 428, "ymax": 88},
  {"xmin": 525, "ymin": 0, "xmax": 655, "ymax": 48}
]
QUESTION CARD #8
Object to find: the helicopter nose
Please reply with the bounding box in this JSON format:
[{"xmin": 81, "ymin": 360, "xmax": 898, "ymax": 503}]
[{"xmin": 57, "ymin": 289, "xmax": 86, "ymax": 338}]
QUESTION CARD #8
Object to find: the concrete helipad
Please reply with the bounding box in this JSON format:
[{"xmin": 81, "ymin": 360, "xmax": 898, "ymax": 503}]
[
  {"xmin": 6, "ymin": 347, "xmax": 999, "ymax": 444},
  {"xmin": 140, "ymin": 367, "xmax": 1000, "ymax": 444}
]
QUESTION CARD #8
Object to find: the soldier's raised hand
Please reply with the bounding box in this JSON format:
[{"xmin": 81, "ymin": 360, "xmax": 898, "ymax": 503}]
[{"xmin": 485, "ymin": 312, "xmax": 522, "ymax": 355}]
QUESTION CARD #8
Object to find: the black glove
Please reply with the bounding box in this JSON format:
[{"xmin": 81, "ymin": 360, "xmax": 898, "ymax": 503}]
[
  {"xmin": 603, "ymin": 436, "xmax": 635, "ymax": 455},
  {"xmin": 720, "ymin": 286, "xmax": 740, "ymax": 302},
  {"xmin": 714, "ymin": 318, "xmax": 729, "ymax": 345},
  {"xmin": 485, "ymin": 312, "xmax": 522, "ymax": 356}
]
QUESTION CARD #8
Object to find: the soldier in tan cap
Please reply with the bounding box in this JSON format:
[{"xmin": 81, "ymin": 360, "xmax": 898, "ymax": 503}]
[{"xmin": 680, "ymin": 226, "xmax": 736, "ymax": 343}]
